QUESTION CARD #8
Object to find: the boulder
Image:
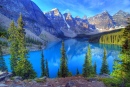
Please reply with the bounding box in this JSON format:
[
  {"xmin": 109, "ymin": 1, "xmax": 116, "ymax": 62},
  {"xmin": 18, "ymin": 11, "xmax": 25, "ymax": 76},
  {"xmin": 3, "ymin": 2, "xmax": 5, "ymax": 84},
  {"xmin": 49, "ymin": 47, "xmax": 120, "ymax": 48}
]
[{"xmin": 65, "ymin": 81, "xmax": 75, "ymax": 87}]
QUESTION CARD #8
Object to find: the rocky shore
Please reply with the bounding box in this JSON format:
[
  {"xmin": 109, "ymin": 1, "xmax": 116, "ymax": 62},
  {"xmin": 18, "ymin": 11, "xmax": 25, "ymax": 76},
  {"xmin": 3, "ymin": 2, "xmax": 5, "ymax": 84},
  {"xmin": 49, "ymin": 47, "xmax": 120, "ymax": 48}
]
[{"xmin": 0, "ymin": 75, "xmax": 106, "ymax": 87}]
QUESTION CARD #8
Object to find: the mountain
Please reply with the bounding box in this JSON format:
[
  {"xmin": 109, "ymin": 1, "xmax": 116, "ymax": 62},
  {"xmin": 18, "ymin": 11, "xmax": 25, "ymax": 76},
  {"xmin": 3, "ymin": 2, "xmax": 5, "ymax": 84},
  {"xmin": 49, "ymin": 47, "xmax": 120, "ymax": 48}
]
[
  {"xmin": 44, "ymin": 8, "xmax": 72, "ymax": 37},
  {"xmin": 74, "ymin": 16, "xmax": 95, "ymax": 33},
  {"xmin": 88, "ymin": 11, "xmax": 115, "ymax": 30},
  {"xmin": 113, "ymin": 10, "xmax": 130, "ymax": 27},
  {"xmin": 0, "ymin": 0, "xmax": 60, "ymax": 42},
  {"xmin": 45, "ymin": 8, "xmax": 96, "ymax": 37},
  {"xmin": 0, "ymin": 0, "xmax": 129, "ymax": 40}
]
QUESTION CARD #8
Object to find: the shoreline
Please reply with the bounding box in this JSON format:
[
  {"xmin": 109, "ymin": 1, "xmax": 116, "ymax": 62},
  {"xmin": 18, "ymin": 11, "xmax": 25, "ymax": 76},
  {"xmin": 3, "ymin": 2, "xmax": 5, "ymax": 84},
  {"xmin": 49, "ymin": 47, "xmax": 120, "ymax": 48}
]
[{"xmin": 3, "ymin": 45, "xmax": 46, "ymax": 56}]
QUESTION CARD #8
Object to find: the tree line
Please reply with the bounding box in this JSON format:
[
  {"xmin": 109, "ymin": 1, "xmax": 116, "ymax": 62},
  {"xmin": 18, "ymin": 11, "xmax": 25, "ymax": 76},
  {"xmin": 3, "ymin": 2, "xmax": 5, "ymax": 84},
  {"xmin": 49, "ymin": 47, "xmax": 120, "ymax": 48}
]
[
  {"xmin": 99, "ymin": 29, "xmax": 124, "ymax": 45},
  {"xmin": 26, "ymin": 37, "xmax": 42, "ymax": 46}
]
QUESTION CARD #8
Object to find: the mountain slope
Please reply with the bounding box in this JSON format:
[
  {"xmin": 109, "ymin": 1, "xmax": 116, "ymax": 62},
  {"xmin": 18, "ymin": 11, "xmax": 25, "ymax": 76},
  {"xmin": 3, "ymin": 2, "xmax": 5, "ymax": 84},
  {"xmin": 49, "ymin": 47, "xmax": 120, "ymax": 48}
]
[
  {"xmin": 113, "ymin": 10, "xmax": 130, "ymax": 27},
  {"xmin": 44, "ymin": 8, "xmax": 68, "ymax": 37},
  {"xmin": 0, "ymin": 0, "xmax": 59, "ymax": 41},
  {"xmin": 88, "ymin": 11, "xmax": 115, "ymax": 30}
]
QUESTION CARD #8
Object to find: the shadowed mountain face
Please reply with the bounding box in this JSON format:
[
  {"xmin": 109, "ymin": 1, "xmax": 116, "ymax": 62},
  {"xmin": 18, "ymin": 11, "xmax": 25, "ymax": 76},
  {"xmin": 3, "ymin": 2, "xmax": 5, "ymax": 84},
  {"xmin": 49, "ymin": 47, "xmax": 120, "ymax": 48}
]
[{"xmin": 0, "ymin": 0, "xmax": 60, "ymax": 42}]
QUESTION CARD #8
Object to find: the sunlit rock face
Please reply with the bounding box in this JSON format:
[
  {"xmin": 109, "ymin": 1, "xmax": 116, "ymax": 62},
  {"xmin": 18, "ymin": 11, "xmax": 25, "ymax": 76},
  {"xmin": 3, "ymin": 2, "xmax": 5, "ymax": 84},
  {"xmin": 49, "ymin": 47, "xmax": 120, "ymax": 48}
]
[
  {"xmin": 113, "ymin": 10, "xmax": 130, "ymax": 27},
  {"xmin": 0, "ymin": 0, "xmax": 60, "ymax": 39},
  {"xmin": 45, "ymin": 9, "xmax": 96, "ymax": 37},
  {"xmin": 45, "ymin": 8, "xmax": 67, "ymax": 37},
  {"xmin": 88, "ymin": 11, "xmax": 115, "ymax": 30}
]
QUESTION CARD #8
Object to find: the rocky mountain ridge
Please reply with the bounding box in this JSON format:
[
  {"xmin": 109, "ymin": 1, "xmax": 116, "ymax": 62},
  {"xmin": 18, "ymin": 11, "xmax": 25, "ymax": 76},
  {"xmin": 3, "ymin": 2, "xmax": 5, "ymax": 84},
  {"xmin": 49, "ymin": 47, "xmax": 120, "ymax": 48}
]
[
  {"xmin": 88, "ymin": 11, "xmax": 115, "ymax": 30},
  {"xmin": 45, "ymin": 9, "xmax": 130, "ymax": 36},
  {"xmin": 45, "ymin": 8, "xmax": 96, "ymax": 37},
  {"xmin": 113, "ymin": 10, "xmax": 130, "ymax": 27},
  {"xmin": 0, "ymin": 0, "xmax": 60, "ymax": 43},
  {"xmin": 0, "ymin": 0, "xmax": 130, "ymax": 41}
]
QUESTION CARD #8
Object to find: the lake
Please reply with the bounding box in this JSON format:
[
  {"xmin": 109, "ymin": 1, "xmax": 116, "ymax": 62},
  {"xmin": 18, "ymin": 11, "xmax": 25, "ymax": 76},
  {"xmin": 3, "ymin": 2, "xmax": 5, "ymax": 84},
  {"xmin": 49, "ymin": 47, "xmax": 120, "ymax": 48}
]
[{"xmin": 3, "ymin": 39, "xmax": 121, "ymax": 78}]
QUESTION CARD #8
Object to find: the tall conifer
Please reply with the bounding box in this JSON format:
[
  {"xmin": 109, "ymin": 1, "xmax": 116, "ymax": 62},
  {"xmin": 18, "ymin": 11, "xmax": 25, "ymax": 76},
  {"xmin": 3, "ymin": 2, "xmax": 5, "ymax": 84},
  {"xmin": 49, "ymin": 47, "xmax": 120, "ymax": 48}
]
[
  {"xmin": 59, "ymin": 41, "xmax": 68, "ymax": 77},
  {"xmin": 9, "ymin": 14, "xmax": 36, "ymax": 79},
  {"xmin": 41, "ymin": 51, "xmax": 45, "ymax": 77},
  {"xmin": 83, "ymin": 45, "xmax": 93, "ymax": 77},
  {"xmin": 45, "ymin": 60, "xmax": 49, "ymax": 77},
  {"xmin": 100, "ymin": 48, "xmax": 109, "ymax": 74},
  {"xmin": 8, "ymin": 21, "xmax": 18, "ymax": 75}
]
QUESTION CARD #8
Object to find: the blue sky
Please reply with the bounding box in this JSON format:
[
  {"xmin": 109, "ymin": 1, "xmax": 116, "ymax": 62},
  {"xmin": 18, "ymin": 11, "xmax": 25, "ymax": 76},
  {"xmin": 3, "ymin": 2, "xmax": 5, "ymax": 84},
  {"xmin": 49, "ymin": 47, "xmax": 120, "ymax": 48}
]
[{"xmin": 32, "ymin": 0, "xmax": 130, "ymax": 18}]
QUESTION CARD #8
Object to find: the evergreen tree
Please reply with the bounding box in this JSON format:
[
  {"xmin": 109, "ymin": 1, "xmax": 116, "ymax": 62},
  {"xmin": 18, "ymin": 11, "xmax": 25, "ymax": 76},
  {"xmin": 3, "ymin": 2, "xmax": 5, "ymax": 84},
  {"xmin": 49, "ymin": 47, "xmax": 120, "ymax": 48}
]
[
  {"xmin": 15, "ymin": 58, "xmax": 36, "ymax": 79},
  {"xmin": 112, "ymin": 18, "xmax": 130, "ymax": 86},
  {"xmin": 94, "ymin": 62, "xmax": 97, "ymax": 75},
  {"xmin": 0, "ymin": 25, "xmax": 7, "ymax": 37},
  {"xmin": 8, "ymin": 21, "xmax": 18, "ymax": 75},
  {"xmin": 83, "ymin": 45, "xmax": 93, "ymax": 77},
  {"xmin": 45, "ymin": 60, "xmax": 49, "ymax": 77},
  {"xmin": 41, "ymin": 51, "xmax": 45, "ymax": 77},
  {"xmin": 59, "ymin": 41, "xmax": 68, "ymax": 77},
  {"xmin": 57, "ymin": 69, "xmax": 60, "ymax": 77},
  {"xmin": 100, "ymin": 48, "xmax": 109, "ymax": 74},
  {"xmin": 76, "ymin": 68, "xmax": 79, "ymax": 75},
  {"xmin": 0, "ymin": 45, "xmax": 7, "ymax": 71},
  {"xmin": 12, "ymin": 14, "xmax": 36, "ymax": 79}
]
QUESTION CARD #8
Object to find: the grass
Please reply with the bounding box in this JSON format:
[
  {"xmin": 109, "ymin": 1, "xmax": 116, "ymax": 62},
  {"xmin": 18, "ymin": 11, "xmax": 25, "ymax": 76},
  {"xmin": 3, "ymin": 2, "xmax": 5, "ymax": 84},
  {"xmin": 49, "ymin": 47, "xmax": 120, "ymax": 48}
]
[{"xmin": 35, "ymin": 78, "xmax": 46, "ymax": 83}]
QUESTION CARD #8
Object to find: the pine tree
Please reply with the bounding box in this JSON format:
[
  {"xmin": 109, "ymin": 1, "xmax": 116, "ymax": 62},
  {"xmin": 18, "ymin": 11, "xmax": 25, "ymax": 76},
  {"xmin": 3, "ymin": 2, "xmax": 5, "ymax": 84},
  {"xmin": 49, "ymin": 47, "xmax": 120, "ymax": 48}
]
[
  {"xmin": 59, "ymin": 41, "xmax": 68, "ymax": 77},
  {"xmin": 100, "ymin": 48, "xmax": 109, "ymax": 74},
  {"xmin": 94, "ymin": 62, "xmax": 97, "ymax": 75},
  {"xmin": 45, "ymin": 60, "xmax": 49, "ymax": 77},
  {"xmin": 112, "ymin": 18, "xmax": 130, "ymax": 86},
  {"xmin": 0, "ymin": 25, "xmax": 7, "ymax": 38},
  {"xmin": 13, "ymin": 14, "xmax": 36, "ymax": 79},
  {"xmin": 76, "ymin": 68, "xmax": 79, "ymax": 75},
  {"xmin": 57, "ymin": 69, "xmax": 60, "ymax": 77},
  {"xmin": 83, "ymin": 45, "xmax": 93, "ymax": 77},
  {"xmin": 8, "ymin": 21, "xmax": 19, "ymax": 75},
  {"xmin": 0, "ymin": 45, "xmax": 7, "ymax": 71},
  {"xmin": 41, "ymin": 51, "xmax": 45, "ymax": 77},
  {"xmin": 15, "ymin": 58, "xmax": 36, "ymax": 79}
]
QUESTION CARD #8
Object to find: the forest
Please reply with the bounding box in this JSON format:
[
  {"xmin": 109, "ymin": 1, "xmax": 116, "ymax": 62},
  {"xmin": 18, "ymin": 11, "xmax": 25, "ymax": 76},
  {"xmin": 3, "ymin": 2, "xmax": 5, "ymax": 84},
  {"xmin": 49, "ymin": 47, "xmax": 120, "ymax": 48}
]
[{"xmin": 99, "ymin": 29, "xmax": 124, "ymax": 45}]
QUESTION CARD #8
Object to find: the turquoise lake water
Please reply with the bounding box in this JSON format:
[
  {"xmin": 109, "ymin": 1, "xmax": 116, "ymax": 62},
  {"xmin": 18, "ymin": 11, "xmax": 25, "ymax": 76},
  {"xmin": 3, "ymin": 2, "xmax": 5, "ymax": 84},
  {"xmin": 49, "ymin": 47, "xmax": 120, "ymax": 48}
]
[{"xmin": 3, "ymin": 39, "xmax": 121, "ymax": 78}]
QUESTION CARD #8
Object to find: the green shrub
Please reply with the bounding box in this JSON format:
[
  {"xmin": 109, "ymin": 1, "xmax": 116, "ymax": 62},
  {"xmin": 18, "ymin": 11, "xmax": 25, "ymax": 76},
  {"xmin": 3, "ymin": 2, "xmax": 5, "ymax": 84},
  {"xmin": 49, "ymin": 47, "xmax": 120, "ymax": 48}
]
[
  {"xmin": 68, "ymin": 72, "xmax": 72, "ymax": 77},
  {"xmin": 35, "ymin": 78, "xmax": 46, "ymax": 83},
  {"xmin": 99, "ymin": 78, "xmax": 121, "ymax": 87}
]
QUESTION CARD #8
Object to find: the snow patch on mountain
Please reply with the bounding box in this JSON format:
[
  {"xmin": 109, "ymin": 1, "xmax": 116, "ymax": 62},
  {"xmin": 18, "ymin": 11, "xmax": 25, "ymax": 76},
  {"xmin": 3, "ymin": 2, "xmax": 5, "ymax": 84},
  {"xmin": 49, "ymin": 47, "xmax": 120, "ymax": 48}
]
[{"xmin": 62, "ymin": 14, "xmax": 70, "ymax": 29}]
